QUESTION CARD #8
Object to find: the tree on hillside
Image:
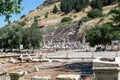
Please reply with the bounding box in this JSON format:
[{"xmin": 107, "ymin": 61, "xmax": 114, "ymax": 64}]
[
  {"xmin": 87, "ymin": 9, "xmax": 103, "ymax": 19},
  {"xmin": 90, "ymin": 0, "xmax": 103, "ymax": 10},
  {"xmin": 0, "ymin": 0, "xmax": 22, "ymax": 22},
  {"xmin": 60, "ymin": 0, "xmax": 73, "ymax": 13},
  {"xmin": 102, "ymin": 0, "xmax": 116, "ymax": 6},
  {"xmin": 74, "ymin": 0, "xmax": 90, "ymax": 12},
  {"xmin": 53, "ymin": 5, "xmax": 58, "ymax": 14},
  {"xmin": 86, "ymin": 24, "xmax": 113, "ymax": 47},
  {"xmin": 60, "ymin": 0, "xmax": 90, "ymax": 13}
]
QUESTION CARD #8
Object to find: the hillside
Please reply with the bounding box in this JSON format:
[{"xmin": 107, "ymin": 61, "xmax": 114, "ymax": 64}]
[{"xmin": 8, "ymin": 0, "xmax": 116, "ymax": 28}]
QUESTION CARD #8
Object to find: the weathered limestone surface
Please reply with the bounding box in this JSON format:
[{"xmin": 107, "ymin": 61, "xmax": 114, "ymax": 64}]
[
  {"xmin": 31, "ymin": 76, "xmax": 51, "ymax": 80},
  {"xmin": 9, "ymin": 71, "xmax": 25, "ymax": 80},
  {"xmin": 93, "ymin": 57, "xmax": 120, "ymax": 80},
  {"xmin": 56, "ymin": 74, "xmax": 81, "ymax": 80},
  {"xmin": 0, "ymin": 70, "xmax": 7, "ymax": 80}
]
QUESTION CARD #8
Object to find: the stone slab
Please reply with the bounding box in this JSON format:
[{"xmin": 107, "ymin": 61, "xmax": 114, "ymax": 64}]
[
  {"xmin": 56, "ymin": 74, "xmax": 80, "ymax": 80},
  {"xmin": 31, "ymin": 76, "xmax": 51, "ymax": 80}
]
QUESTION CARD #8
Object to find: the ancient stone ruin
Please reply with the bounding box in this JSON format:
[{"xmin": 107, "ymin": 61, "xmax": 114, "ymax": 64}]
[{"xmin": 93, "ymin": 57, "xmax": 120, "ymax": 80}]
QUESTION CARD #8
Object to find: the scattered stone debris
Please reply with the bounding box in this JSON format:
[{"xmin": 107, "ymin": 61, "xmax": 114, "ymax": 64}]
[
  {"xmin": 9, "ymin": 57, "xmax": 18, "ymax": 64},
  {"xmin": 33, "ymin": 67, "xmax": 39, "ymax": 72}
]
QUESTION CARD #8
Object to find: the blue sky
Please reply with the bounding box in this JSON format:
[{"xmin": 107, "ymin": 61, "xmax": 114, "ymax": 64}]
[{"xmin": 0, "ymin": 0, "xmax": 45, "ymax": 28}]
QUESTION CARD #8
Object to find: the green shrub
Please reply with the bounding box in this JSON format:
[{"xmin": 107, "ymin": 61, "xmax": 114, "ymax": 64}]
[
  {"xmin": 45, "ymin": 12, "xmax": 49, "ymax": 18},
  {"xmin": 87, "ymin": 9, "xmax": 103, "ymax": 19},
  {"xmin": 78, "ymin": 17, "xmax": 91, "ymax": 25},
  {"xmin": 19, "ymin": 21, "xmax": 26, "ymax": 26},
  {"xmin": 20, "ymin": 14, "xmax": 26, "ymax": 19},
  {"xmin": 61, "ymin": 17, "xmax": 72, "ymax": 23}
]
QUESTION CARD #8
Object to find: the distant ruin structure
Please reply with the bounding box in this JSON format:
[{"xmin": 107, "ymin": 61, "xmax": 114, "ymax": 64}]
[{"xmin": 41, "ymin": 23, "xmax": 82, "ymax": 49}]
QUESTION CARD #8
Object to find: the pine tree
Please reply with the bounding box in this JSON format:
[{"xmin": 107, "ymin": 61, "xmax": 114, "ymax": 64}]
[{"xmin": 53, "ymin": 5, "xmax": 58, "ymax": 13}]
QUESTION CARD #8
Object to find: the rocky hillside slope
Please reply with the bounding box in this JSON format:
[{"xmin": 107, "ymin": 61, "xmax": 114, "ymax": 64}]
[{"xmin": 8, "ymin": 0, "xmax": 116, "ymax": 28}]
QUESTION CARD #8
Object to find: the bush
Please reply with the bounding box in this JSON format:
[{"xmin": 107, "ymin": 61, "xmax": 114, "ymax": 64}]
[
  {"xmin": 78, "ymin": 17, "xmax": 91, "ymax": 25},
  {"xmin": 20, "ymin": 14, "xmax": 26, "ymax": 19},
  {"xmin": 61, "ymin": 17, "xmax": 73, "ymax": 23},
  {"xmin": 45, "ymin": 12, "xmax": 49, "ymax": 18},
  {"xmin": 19, "ymin": 21, "xmax": 26, "ymax": 26},
  {"xmin": 87, "ymin": 9, "xmax": 103, "ymax": 19}
]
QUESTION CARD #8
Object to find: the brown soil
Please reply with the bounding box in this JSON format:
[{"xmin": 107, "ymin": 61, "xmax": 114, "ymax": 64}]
[{"xmin": 1, "ymin": 61, "xmax": 93, "ymax": 80}]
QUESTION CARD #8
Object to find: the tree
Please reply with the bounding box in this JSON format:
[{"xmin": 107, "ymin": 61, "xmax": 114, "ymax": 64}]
[
  {"xmin": 60, "ymin": 0, "xmax": 90, "ymax": 13},
  {"xmin": 22, "ymin": 18, "xmax": 42, "ymax": 53},
  {"xmin": 0, "ymin": 26, "xmax": 23, "ymax": 51},
  {"xmin": 86, "ymin": 25, "xmax": 102, "ymax": 46},
  {"xmin": 53, "ymin": 5, "xmax": 58, "ymax": 14},
  {"xmin": 0, "ymin": 27, "xmax": 10, "ymax": 51},
  {"xmin": 74, "ymin": 0, "xmax": 90, "ymax": 12},
  {"xmin": 90, "ymin": 0, "xmax": 103, "ymax": 10},
  {"xmin": 87, "ymin": 9, "xmax": 103, "ymax": 19},
  {"xmin": 0, "ymin": 0, "xmax": 22, "ymax": 22},
  {"xmin": 102, "ymin": 0, "xmax": 116, "ymax": 6},
  {"xmin": 86, "ymin": 24, "xmax": 113, "ymax": 47},
  {"xmin": 109, "ymin": 0, "xmax": 120, "ymax": 29}
]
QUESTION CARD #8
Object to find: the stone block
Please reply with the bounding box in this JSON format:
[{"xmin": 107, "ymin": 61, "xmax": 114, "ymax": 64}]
[
  {"xmin": 31, "ymin": 76, "xmax": 51, "ymax": 80},
  {"xmin": 93, "ymin": 57, "xmax": 120, "ymax": 80},
  {"xmin": 56, "ymin": 74, "xmax": 81, "ymax": 80}
]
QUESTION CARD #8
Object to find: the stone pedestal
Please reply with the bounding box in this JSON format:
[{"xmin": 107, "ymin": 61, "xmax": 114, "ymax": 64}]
[
  {"xmin": 0, "ymin": 70, "xmax": 7, "ymax": 80},
  {"xmin": 31, "ymin": 76, "xmax": 51, "ymax": 80},
  {"xmin": 56, "ymin": 74, "xmax": 81, "ymax": 80},
  {"xmin": 93, "ymin": 57, "xmax": 120, "ymax": 80},
  {"xmin": 9, "ymin": 72, "xmax": 25, "ymax": 80}
]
